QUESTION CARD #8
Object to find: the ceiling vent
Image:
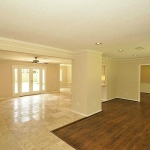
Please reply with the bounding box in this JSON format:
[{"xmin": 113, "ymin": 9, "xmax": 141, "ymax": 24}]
[{"xmin": 135, "ymin": 47, "xmax": 144, "ymax": 50}]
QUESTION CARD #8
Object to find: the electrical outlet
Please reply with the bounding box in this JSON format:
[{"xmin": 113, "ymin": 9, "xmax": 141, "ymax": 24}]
[
  {"xmin": 77, "ymin": 102, "xmax": 79, "ymax": 106},
  {"xmin": 55, "ymin": 87, "xmax": 56, "ymax": 89},
  {"xmin": 94, "ymin": 103, "xmax": 96, "ymax": 106},
  {"xmin": 126, "ymin": 92, "xmax": 127, "ymax": 95}
]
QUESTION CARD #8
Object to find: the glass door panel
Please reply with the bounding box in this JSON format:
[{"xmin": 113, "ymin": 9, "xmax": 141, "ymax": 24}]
[
  {"xmin": 33, "ymin": 69, "xmax": 40, "ymax": 92},
  {"xmin": 21, "ymin": 69, "xmax": 30, "ymax": 93},
  {"xmin": 13, "ymin": 66, "xmax": 46, "ymax": 96},
  {"xmin": 42, "ymin": 69, "xmax": 45, "ymax": 90},
  {"xmin": 14, "ymin": 69, "xmax": 18, "ymax": 94}
]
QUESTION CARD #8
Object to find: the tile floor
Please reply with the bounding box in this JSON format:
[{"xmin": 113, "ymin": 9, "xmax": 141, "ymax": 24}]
[{"xmin": 0, "ymin": 88, "xmax": 84, "ymax": 150}]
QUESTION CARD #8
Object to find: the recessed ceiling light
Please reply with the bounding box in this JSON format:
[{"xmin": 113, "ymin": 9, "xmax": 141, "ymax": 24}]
[
  {"xmin": 119, "ymin": 49, "xmax": 124, "ymax": 52},
  {"xmin": 106, "ymin": 55, "xmax": 109, "ymax": 58},
  {"xmin": 95, "ymin": 42, "xmax": 102, "ymax": 45},
  {"xmin": 133, "ymin": 54, "xmax": 137, "ymax": 57},
  {"xmin": 61, "ymin": 59, "xmax": 64, "ymax": 61}
]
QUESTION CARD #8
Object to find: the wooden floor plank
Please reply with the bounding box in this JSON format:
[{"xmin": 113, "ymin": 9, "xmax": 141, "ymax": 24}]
[{"xmin": 52, "ymin": 93, "xmax": 150, "ymax": 150}]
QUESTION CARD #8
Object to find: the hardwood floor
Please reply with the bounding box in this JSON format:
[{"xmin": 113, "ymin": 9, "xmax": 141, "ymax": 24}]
[{"xmin": 53, "ymin": 93, "xmax": 150, "ymax": 150}]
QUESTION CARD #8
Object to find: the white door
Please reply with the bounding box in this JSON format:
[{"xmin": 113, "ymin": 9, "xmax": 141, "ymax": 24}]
[{"xmin": 13, "ymin": 66, "xmax": 46, "ymax": 97}]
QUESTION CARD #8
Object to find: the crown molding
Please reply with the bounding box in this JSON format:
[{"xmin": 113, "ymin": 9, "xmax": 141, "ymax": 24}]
[
  {"xmin": 0, "ymin": 37, "xmax": 74, "ymax": 59},
  {"xmin": 115, "ymin": 56, "xmax": 150, "ymax": 62},
  {"xmin": 0, "ymin": 58, "xmax": 29, "ymax": 63},
  {"xmin": 102, "ymin": 57, "xmax": 117, "ymax": 62},
  {"xmin": 74, "ymin": 49, "xmax": 103, "ymax": 57}
]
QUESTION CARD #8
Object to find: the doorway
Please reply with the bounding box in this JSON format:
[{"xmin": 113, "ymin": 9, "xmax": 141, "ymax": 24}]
[
  {"xmin": 13, "ymin": 66, "xmax": 46, "ymax": 97},
  {"xmin": 60, "ymin": 64, "xmax": 72, "ymax": 94},
  {"xmin": 140, "ymin": 65, "xmax": 150, "ymax": 102}
]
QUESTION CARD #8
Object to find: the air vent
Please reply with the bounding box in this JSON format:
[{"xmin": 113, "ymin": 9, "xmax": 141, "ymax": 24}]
[{"xmin": 135, "ymin": 47, "xmax": 144, "ymax": 50}]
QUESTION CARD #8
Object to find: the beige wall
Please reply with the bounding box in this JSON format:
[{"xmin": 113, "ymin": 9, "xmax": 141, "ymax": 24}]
[
  {"xmin": 1, "ymin": 56, "xmax": 150, "ymax": 105},
  {"xmin": 102, "ymin": 58, "xmax": 117, "ymax": 100},
  {"xmin": 67, "ymin": 66, "xmax": 72, "ymax": 86},
  {"xmin": 0, "ymin": 61, "xmax": 60, "ymax": 99},
  {"xmin": 0, "ymin": 62, "xmax": 12, "ymax": 98},
  {"xmin": 140, "ymin": 65, "xmax": 150, "ymax": 93},
  {"xmin": 102, "ymin": 58, "xmax": 150, "ymax": 102},
  {"xmin": 60, "ymin": 65, "xmax": 72, "ymax": 87},
  {"xmin": 46, "ymin": 64, "xmax": 60, "ymax": 92},
  {"xmin": 116, "ymin": 59, "xmax": 150, "ymax": 101},
  {"xmin": 116, "ymin": 62, "xmax": 139, "ymax": 101}
]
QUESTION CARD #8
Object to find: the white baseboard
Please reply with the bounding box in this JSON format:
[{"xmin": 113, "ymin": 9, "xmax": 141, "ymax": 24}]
[
  {"xmin": 102, "ymin": 99, "xmax": 107, "ymax": 101},
  {"xmin": 71, "ymin": 110, "xmax": 87, "ymax": 117},
  {"xmin": 102, "ymin": 98, "xmax": 116, "ymax": 102},
  {"xmin": 116, "ymin": 97, "xmax": 138, "ymax": 102},
  {"xmin": 0, "ymin": 97, "xmax": 12, "ymax": 100},
  {"xmin": 87, "ymin": 110, "xmax": 102, "ymax": 117},
  {"xmin": 141, "ymin": 92, "xmax": 150, "ymax": 94},
  {"xmin": 71, "ymin": 109, "xmax": 102, "ymax": 117}
]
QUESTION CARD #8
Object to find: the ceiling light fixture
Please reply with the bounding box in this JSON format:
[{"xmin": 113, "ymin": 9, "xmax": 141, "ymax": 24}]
[
  {"xmin": 119, "ymin": 49, "xmax": 124, "ymax": 52},
  {"xmin": 133, "ymin": 54, "xmax": 137, "ymax": 57},
  {"xmin": 95, "ymin": 42, "xmax": 102, "ymax": 45}
]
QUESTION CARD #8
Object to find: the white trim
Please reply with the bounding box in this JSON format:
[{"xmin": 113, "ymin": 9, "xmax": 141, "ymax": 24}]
[
  {"xmin": 103, "ymin": 97, "xmax": 139, "ymax": 102},
  {"xmin": 139, "ymin": 64, "xmax": 150, "ymax": 102},
  {"xmin": 116, "ymin": 57, "xmax": 150, "ymax": 62},
  {"xmin": 74, "ymin": 49, "xmax": 103, "ymax": 57},
  {"xmin": 71, "ymin": 109, "xmax": 102, "ymax": 117},
  {"xmin": 71, "ymin": 110, "xmax": 87, "ymax": 117},
  {"xmin": 60, "ymin": 64, "xmax": 72, "ymax": 66},
  {"xmin": 74, "ymin": 49, "xmax": 103, "ymax": 55},
  {"xmin": 115, "ymin": 97, "xmax": 139, "ymax": 102},
  {"xmin": 12, "ymin": 65, "xmax": 46, "ymax": 97},
  {"xmin": 101, "ymin": 99, "xmax": 107, "ymax": 101},
  {"xmin": 0, "ymin": 97, "xmax": 12, "ymax": 100},
  {"xmin": 141, "ymin": 92, "xmax": 150, "ymax": 94},
  {"xmin": 0, "ymin": 37, "xmax": 71, "ymax": 53},
  {"xmin": 87, "ymin": 110, "xmax": 102, "ymax": 117},
  {"xmin": 138, "ymin": 65, "xmax": 141, "ymax": 102},
  {"xmin": 106, "ymin": 98, "xmax": 116, "ymax": 101},
  {"xmin": 0, "ymin": 37, "xmax": 73, "ymax": 59}
]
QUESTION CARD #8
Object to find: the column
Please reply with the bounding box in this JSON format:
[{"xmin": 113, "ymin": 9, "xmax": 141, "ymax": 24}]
[{"xmin": 72, "ymin": 50, "xmax": 102, "ymax": 116}]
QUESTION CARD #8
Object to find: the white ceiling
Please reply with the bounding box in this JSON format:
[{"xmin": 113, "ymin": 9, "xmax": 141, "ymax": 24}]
[{"xmin": 0, "ymin": 0, "xmax": 150, "ymax": 59}]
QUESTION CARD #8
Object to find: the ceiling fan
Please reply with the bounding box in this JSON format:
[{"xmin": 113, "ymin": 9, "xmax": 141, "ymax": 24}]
[
  {"xmin": 32, "ymin": 57, "xmax": 39, "ymax": 63},
  {"xmin": 31, "ymin": 57, "xmax": 48, "ymax": 64}
]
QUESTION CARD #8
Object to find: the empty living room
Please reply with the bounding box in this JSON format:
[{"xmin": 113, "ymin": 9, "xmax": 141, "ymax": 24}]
[{"xmin": 0, "ymin": 1, "xmax": 150, "ymax": 150}]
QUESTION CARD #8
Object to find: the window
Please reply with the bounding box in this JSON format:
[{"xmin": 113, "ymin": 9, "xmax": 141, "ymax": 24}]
[{"xmin": 60, "ymin": 69, "xmax": 62, "ymax": 82}]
